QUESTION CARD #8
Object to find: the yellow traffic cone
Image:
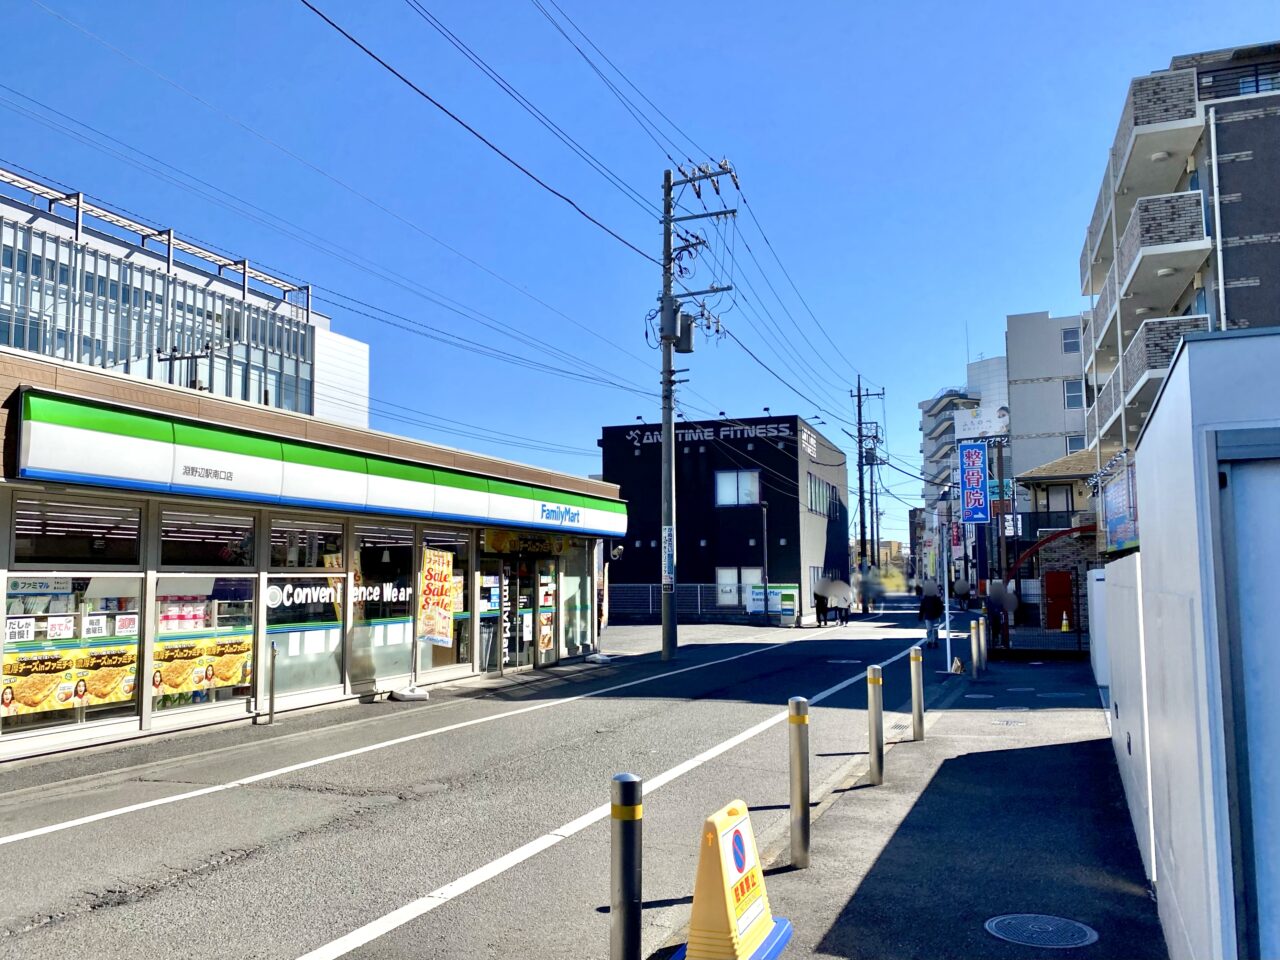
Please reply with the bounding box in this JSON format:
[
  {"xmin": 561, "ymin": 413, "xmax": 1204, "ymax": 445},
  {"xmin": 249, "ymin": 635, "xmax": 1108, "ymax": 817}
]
[{"xmin": 1061, "ymin": 611, "xmax": 1071, "ymax": 632}]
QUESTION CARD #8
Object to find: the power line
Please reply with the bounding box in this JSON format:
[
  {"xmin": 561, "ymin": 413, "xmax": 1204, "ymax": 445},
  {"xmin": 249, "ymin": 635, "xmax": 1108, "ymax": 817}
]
[
  {"xmin": 721, "ymin": 327, "xmax": 857, "ymax": 429},
  {"xmin": 0, "ymin": 88, "xmax": 657, "ymax": 394},
  {"xmin": 399, "ymin": 0, "xmax": 657, "ymax": 218},
  {"xmin": 27, "ymin": 0, "xmax": 662, "ymax": 349},
  {"xmin": 295, "ymin": 0, "xmax": 657, "ymax": 264},
  {"xmin": 529, "ymin": 0, "xmax": 690, "ymax": 167},
  {"xmin": 537, "ymin": 0, "xmax": 714, "ymax": 164}
]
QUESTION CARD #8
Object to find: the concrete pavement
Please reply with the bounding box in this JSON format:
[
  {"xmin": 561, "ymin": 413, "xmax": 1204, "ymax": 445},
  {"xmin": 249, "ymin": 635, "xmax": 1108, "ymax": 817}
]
[{"xmin": 658, "ymin": 657, "xmax": 1167, "ymax": 960}]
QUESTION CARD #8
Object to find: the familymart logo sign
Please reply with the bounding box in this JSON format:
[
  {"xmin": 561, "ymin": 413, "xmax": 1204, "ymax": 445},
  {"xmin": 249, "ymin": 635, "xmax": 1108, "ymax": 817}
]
[{"xmin": 539, "ymin": 503, "xmax": 582, "ymax": 527}]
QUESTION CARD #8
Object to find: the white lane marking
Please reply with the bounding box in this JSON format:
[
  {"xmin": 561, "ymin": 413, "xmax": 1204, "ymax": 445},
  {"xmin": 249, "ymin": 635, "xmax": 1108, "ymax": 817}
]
[
  {"xmin": 294, "ymin": 642, "xmax": 919, "ymax": 960},
  {"xmin": 0, "ymin": 629, "xmax": 844, "ymax": 847}
]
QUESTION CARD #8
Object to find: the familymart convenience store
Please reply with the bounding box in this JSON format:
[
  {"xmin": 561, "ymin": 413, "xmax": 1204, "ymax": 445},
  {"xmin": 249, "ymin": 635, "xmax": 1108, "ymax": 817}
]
[{"xmin": 0, "ymin": 386, "xmax": 626, "ymax": 760}]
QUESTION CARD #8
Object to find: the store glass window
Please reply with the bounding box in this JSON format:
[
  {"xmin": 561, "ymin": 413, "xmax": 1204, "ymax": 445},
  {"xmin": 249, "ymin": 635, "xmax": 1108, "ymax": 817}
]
[
  {"xmin": 350, "ymin": 524, "xmax": 415, "ymax": 684},
  {"xmin": 265, "ymin": 575, "xmax": 343, "ymax": 694},
  {"xmin": 269, "ymin": 518, "xmax": 343, "ymax": 569},
  {"xmin": 12, "ymin": 498, "xmax": 141, "ymax": 566},
  {"xmin": 3, "ymin": 576, "xmax": 142, "ymax": 735},
  {"xmin": 160, "ymin": 510, "xmax": 255, "ymax": 567},
  {"xmin": 419, "ymin": 529, "xmax": 471, "ymax": 671},
  {"xmin": 151, "ymin": 577, "xmax": 255, "ymax": 712}
]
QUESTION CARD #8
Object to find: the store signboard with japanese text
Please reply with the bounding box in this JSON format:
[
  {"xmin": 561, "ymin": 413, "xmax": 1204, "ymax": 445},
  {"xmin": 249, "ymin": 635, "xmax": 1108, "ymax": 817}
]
[{"xmin": 958, "ymin": 442, "xmax": 990, "ymax": 523}]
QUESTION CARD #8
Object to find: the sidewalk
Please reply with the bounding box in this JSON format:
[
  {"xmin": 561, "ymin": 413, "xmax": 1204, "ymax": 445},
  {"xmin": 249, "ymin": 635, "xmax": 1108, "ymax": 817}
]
[{"xmin": 679, "ymin": 659, "xmax": 1167, "ymax": 959}]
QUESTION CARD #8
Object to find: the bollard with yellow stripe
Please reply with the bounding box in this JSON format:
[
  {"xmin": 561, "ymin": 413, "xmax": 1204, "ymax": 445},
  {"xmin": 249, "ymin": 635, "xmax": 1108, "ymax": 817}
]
[{"xmin": 671, "ymin": 800, "xmax": 792, "ymax": 960}]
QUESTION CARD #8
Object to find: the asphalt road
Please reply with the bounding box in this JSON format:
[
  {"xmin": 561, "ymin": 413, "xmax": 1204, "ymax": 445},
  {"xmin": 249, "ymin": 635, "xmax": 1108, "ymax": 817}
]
[{"xmin": 0, "ymin": 611, "xmax": 963, "ymax": 959}]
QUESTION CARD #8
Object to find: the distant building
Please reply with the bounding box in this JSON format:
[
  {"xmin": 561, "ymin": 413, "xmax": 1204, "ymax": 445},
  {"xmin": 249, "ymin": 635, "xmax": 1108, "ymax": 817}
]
[
  {"xmin": 917, "ymin": 356, "xmax": 1007, "ymax": 582},
  {"xmin": 599, "ymin": 415, "xmax": 848, "ymax": 622},
  {"xmin": 0, "ymin": 163, "xmax": 369, "ymax": 427},
  {"xmin": 1005, "ymin": 310, "xmax": 1088, "ymax": 522}
]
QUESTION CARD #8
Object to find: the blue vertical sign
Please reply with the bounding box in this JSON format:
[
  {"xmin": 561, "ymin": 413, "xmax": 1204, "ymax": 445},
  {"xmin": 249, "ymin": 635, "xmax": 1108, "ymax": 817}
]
[{"xmin": 959, "ymin": 442, "xmax": 990, "ymax": 523}]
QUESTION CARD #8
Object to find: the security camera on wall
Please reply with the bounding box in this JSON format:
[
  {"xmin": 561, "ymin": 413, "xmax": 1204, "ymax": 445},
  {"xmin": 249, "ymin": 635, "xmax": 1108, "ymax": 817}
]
[{"xmin": 610, "ymin": 544, "xmax": 625, "ymax": 560}]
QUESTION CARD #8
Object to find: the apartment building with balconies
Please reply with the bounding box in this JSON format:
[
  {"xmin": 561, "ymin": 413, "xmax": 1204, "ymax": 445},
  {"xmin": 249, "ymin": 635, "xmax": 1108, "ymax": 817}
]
[{"xmin": 1080, "ymin": 42, "xmax": 1280, "ymax": 461}]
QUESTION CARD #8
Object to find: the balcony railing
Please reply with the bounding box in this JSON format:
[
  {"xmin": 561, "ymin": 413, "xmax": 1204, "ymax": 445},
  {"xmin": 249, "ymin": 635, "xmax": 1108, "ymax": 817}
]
[
  {"xmin": 1197, "ymin": 60, "xmax": 1280, "ymax": 101},
  {"xmin": 1080, "ymin": 168, "xmax": 1113, "ymax": 292},
  {"xmin": 1110, "ymin": 69, "xmax": 1197, "ymax": 171},
  {"xmin": 1095, "ymin": 262, "xmax": 1117, "ymax": 340},
  {"xmin": 1097, "ymin": 369, "xmax": 1120, "ymax": 429},
  {"xmin": 928, "ymin": 436, "xmax": 955, "ymax": 463},
  {"xmin": 1116, "ymin": 191, "xmax": 1207, "ymax": 287},
  {"xmin": 1121, "ymin": 314, "xmax": 1211, "ymax": 394}
]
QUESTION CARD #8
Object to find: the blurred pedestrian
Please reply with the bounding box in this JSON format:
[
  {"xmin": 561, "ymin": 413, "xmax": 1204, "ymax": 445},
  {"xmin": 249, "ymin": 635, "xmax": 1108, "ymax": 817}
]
[
  {"xmin": 918, "ymin": 581, "xmax": 944, "ymax": 648},
  {"xmin": 814, "ymin": 592, "xmax": 828, "ymax": 627}
]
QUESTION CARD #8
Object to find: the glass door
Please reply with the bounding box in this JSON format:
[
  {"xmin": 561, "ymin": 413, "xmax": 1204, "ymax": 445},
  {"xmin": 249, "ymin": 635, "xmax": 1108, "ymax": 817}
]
[
  {"xmin": 535, "ymin": 558, "xmax": 558, "ymax": 666},
  {"xmin": 478, "ymin": 558, "xmax": 503, "ymax": 674},
  {"xmin": 512, "ymin": 560, "xmax": 535, "ymax": 670}
]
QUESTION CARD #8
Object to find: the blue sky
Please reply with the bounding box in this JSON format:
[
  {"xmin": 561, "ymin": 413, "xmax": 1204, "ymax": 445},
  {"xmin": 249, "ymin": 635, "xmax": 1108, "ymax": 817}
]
[{"xmin": 2, "ymin": 0, "xmax": 1276, "ymax": 543}]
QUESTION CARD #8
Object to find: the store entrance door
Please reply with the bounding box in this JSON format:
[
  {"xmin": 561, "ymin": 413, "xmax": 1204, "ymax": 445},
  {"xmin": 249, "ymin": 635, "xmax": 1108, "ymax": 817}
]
[{"xmin": 478, "ymin": 557, "xmax": 538, "ymax": 675}]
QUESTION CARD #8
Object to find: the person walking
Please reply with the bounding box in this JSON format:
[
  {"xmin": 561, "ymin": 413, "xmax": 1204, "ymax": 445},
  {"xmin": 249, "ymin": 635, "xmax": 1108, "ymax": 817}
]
[
  {"xmin": 918, "ymin": 581, "xmax": 944, "ymax": 649},
  {"xmin": 814, "ymin": 592, "xmax": 828, "ymax": 627}
]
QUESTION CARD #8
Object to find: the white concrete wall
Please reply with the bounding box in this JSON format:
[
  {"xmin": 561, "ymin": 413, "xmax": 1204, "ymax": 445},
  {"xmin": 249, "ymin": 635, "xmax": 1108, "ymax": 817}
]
[
  {"xmin": 311, "ymin": 327, "xmax": 370, "ymax": 429},
  {"xmin": 1103, "ymin": 553, "xmax": 1152, "ymax": 881},
  {"xmin": 1087, "ymin": 567, "xmax": 1109, "ymax": 690},
  {"xmin": 1132, "ymin": 332, "xmax": 1280, "ymax": 960},
  {"xmin": 1136, "ymin": 355, "xmax": 1230, "ymax": 960}
]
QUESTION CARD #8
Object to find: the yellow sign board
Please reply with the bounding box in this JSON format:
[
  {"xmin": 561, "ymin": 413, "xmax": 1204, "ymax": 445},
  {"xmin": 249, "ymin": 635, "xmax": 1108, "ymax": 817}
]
[{"xmin": 676, "ymin": 800, "xmax": 792, "ymax": 960}]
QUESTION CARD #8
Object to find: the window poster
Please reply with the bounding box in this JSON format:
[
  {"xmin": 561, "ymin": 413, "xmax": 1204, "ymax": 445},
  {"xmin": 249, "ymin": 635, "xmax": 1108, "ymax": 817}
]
[
  {"xmin": 417, "ymin": 548, "xmax": 454, "ymax": 647},
  {"xmin": 3, "ymin": 638, "xmax": 137, "ymax": 717}
]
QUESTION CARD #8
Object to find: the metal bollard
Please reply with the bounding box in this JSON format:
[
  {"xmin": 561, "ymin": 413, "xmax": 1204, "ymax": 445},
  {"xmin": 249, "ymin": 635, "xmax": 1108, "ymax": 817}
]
[
  {"xmin": 970, "ymin": 623, "xmax": 980, "ymax": 680},
  {"xmin": 788, "ymin": 697, "xmax": 811, "ymax": 868},
  {"xmin": 910, "ymin": 647, "xmax": 924, "ymax": 742},
  {"xmin": 610, "ymin": 772, "xmax": 643, "ymax": 960},
  {"xmin": 268, "ymin": 640, "xmax": 278, "ymax": 725},
  {"xmin": 867, "ymin": 665, "xmax": 884, "ymax": 786},
  {"xmin": 978, "ymin": 616, "xmax": 988, "ymax": 670}
]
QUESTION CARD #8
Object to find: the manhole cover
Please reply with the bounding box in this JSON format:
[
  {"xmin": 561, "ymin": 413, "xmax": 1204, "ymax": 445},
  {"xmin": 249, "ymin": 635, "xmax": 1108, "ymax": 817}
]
[
  {"xmin": 997, "ymin": 705, "xmax": 1030, "ymax": 712},
  {"xmin": 985, "ymin": 914, "xmax": 1098, "ymax": 949},
  {"xmin": 1008, "ymin": 687, "xmax": 1035, "ymax": 692},
  {"xmin": 1038, "ymin": 692, "xmax": 1086, "ymax": 699},
  {"xmin": 965, "ymin": 694, "xmax": 994, "ymax": 699}
]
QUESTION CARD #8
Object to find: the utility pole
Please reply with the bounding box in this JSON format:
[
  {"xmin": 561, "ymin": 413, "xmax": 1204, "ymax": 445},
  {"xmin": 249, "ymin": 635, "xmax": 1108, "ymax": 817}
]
[
  {"xmin": 659, "ymin": 164, "xmax": 736, "ymax": 660},
  {"xmin": 994, "ymin": 436, "xmax": 1009, "ymax": 646},
  {"xmin": 850, "ymin": 380, "xmax": 885, "ymax": 613}
]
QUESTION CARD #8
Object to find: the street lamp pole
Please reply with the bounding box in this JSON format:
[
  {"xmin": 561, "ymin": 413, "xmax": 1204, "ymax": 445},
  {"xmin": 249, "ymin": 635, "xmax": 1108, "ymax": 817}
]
[{"xmin": 761, "ymin": 500, "xmax": 769, "ymax": 621}]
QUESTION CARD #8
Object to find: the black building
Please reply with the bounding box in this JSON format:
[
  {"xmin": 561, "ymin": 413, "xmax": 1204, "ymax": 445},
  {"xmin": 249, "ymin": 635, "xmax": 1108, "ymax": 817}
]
[{"xmin": 599, "ymin": 415, "xmax": 849, "ymax": 621}]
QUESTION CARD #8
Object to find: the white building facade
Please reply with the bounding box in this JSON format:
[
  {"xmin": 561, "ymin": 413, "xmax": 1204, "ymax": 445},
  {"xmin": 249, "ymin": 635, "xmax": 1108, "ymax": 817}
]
[{"xmin": 0, "ymin": 164, "xmax": 369, "ymax": 429}]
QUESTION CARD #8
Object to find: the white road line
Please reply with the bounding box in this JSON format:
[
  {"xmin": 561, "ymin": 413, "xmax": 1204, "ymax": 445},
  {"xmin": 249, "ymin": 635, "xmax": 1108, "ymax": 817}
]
[
  {"xmin": 0, "ymin": 629, "xmax": 844, "ymax": 847},
  {"xmin": 294, "ymin": 641, "xmax": 920, "ymax": 960}
]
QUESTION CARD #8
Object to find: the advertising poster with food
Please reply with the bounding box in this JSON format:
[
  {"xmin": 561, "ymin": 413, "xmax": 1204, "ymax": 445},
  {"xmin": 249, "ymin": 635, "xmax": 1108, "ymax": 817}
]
[
  {"xmin": 538, "ymin": 612, "xmax": 554, "ymax": 652},
  {"xmin": 2, "ymin": 638, "xmax": 137, "ymax": 717},
  {"xmin": 152, "ymin": 639, "xmax": 207, "ymax": 696},
  {"xmin": 417, "ymin": 548, "xmax": 454, "ymax": 647},
  {"xmin": 207, "ymin": 636, "xmax": 253, "ymax": 688}
]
